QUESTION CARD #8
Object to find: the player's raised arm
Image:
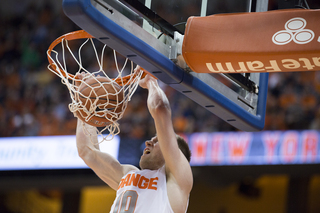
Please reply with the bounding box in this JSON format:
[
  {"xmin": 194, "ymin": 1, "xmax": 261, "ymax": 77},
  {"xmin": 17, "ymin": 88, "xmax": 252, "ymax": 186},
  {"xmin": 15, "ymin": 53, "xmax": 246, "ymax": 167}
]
[
  {"xmin": 76, "ymin": 119, "xmax": 138, "ymax": 190},
  {"xmin": 139, "ymin": 71, "xmax": 193, "ymax": 197},
  {"xmin": 74, "ymin": 72, "xmax": 139, "ymax": 190}
]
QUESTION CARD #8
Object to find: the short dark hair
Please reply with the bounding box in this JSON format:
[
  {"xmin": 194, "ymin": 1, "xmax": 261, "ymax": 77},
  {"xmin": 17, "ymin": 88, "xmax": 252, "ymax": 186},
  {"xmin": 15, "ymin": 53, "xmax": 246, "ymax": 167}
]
[{"xmin": 176, "ymin": 135, "xmax": 191, "ymax": 162}]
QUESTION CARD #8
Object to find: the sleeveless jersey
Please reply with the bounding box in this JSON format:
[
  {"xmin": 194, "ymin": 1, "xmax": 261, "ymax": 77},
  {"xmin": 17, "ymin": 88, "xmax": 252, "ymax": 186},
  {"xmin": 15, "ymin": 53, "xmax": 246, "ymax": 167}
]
[{"xmin": 109, "ymin": 166, "xmax": 174, "ymax": 213}]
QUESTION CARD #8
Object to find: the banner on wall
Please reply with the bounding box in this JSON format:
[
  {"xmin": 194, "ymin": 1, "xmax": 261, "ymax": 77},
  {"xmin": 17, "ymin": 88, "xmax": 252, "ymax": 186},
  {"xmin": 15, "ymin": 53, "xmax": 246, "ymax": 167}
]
[
  {"xmin": 186, "ymin": 130, "xmax": 319, "ymax": 166},
  {"xmin": 1, "ymin": 130, "xmax": 319, "ymax": 170},
  {"xmin": 0, "ymin": 135, "xmax": 119, "ymax": 170}
]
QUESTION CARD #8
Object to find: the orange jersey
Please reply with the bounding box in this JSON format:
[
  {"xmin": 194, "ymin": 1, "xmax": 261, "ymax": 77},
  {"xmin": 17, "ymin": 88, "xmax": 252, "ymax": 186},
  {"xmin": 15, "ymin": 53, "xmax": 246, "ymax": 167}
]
[{"xmin": 110, "ymin": 166, "xmax": 174, "ymax": 213}]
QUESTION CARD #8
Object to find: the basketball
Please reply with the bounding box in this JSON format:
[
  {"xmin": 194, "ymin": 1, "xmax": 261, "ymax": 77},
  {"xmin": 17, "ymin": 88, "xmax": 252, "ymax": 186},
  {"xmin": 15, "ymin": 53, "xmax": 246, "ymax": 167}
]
[{"xmin": 75, "ymin": 76, "xmax": 124, "ymax": 127}]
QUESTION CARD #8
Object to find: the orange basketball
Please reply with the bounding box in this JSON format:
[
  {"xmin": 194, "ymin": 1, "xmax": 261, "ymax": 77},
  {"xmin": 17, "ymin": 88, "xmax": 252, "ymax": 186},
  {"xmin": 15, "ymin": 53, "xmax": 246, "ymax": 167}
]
[{"xmin": 75, "ymin": 76, "xmax": 124, "ymax": 127}]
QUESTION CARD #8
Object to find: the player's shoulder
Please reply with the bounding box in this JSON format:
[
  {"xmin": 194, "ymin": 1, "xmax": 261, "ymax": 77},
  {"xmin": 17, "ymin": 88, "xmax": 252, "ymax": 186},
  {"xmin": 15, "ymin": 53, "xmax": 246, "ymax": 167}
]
[{"xmin": 121, "ymin": 164, "xmax": 140, "ymax": 176}]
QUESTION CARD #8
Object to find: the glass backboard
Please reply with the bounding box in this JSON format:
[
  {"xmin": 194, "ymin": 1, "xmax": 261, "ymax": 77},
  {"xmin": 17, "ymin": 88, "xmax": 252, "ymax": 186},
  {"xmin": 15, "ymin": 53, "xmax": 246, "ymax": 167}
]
[{"xmin": 62, "ymin": 0, "xmax": 269, "ymax": 131}]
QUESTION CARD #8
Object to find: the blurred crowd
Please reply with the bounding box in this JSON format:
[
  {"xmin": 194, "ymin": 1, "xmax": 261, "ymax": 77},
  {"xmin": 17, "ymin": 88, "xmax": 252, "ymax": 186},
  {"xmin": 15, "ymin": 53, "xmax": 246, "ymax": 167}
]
[{"xmin": 0, "ymin": 1, "xmax": 319, "ymax": 140}]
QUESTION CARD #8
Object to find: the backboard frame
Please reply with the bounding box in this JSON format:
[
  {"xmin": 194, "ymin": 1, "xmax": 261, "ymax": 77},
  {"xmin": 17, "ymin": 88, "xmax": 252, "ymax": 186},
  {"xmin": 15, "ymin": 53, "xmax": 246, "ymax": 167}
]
[{"xmin": 62, "ymin": 0, "xmax": 269, "ymax": 131}]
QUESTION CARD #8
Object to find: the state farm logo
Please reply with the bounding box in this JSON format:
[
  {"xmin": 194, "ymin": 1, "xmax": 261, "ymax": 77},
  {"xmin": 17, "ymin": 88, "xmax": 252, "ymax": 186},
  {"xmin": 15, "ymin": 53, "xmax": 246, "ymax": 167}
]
[{"xmin": 272, "ymin": 17, "xmax": 315, "ymax": 45}]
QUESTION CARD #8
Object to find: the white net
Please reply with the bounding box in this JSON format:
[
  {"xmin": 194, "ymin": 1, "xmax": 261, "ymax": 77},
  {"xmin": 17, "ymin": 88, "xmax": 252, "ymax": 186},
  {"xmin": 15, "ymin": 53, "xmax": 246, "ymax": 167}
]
[{"xmin": 47, "ymin": 31, "xmax": 144, "ymax": 143}]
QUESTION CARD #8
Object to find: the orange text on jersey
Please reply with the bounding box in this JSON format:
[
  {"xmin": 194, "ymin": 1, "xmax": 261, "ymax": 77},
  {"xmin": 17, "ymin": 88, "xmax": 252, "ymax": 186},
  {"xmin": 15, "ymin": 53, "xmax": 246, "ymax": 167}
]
[{"xmin": 118, "ymin": 173, "xmax": 158, "ymax": 190}]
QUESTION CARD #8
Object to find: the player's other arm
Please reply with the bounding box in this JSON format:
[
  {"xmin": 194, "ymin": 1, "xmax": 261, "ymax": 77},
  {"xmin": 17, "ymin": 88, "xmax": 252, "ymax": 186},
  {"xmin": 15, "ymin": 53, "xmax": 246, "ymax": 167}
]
[
  {"xmin": 76, "ymin": 119, "xmax": 138, "ymax": 190},
  {"xmin": 139, "ymin": 73, "xmax": 193, "ymax": 195}
]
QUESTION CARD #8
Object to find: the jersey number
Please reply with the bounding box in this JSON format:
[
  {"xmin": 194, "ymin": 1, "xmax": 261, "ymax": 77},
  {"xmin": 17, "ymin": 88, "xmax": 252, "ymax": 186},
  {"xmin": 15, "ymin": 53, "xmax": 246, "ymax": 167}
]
[{"xmin": 113, "ymin": 190, "xmax": 138, "ymax": 213}]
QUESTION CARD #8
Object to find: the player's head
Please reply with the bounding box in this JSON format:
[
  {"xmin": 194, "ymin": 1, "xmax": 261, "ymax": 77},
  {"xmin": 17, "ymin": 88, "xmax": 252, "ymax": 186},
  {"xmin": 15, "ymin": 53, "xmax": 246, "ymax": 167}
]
[
  {"xmin": 140, "ymin": 136, "xmax": 164, "ymax": 170},
  {"xmin": 139, "ymin": 134, "xmax": 191, "ymax": 170}
]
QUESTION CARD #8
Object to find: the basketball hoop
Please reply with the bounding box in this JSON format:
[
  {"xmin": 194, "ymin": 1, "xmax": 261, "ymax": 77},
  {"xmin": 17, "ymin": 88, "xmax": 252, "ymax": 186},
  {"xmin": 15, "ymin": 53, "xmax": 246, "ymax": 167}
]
[{"xmin": 47, "ymin": 30, "xmax": 146, "ymax": 143}]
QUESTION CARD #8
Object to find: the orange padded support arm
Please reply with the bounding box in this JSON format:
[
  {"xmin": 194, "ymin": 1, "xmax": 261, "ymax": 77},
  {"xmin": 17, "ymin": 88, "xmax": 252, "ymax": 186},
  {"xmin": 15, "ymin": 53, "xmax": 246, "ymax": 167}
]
[{"xmin": 182, "ymin": 9, "xmax": 320, "ymax": 73}]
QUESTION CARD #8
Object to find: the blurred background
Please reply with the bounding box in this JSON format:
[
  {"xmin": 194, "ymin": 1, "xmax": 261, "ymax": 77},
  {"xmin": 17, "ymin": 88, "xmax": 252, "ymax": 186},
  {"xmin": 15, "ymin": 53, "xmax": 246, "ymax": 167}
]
[{"xmin": 0, "ymin": 0, "xmax": 320, "ymax": 212}]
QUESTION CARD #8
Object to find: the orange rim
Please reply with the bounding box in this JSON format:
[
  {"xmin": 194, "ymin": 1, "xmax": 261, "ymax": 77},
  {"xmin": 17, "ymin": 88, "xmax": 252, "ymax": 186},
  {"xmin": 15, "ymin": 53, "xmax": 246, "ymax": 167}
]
[{"xmin": 47, "ymin": 30, "xmax": 149, "ymax": 86}]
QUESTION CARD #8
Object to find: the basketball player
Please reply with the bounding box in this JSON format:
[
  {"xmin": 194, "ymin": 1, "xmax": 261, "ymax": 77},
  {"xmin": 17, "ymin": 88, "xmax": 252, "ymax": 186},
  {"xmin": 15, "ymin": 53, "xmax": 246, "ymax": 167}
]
[{"xmin": 75, "ymin": 66, "xmax": 193, "ymax": 213}]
